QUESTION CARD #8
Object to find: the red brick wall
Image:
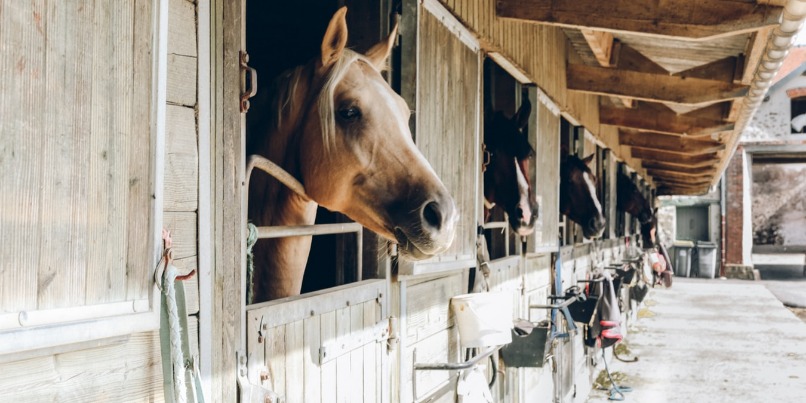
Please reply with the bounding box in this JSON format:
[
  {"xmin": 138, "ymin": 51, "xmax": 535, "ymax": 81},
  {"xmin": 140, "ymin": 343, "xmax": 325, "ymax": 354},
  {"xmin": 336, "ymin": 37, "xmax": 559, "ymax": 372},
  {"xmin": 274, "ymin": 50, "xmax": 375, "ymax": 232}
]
[{"xmin": 725, "ymin": 146, "xmax": 744, "ymax": 264}]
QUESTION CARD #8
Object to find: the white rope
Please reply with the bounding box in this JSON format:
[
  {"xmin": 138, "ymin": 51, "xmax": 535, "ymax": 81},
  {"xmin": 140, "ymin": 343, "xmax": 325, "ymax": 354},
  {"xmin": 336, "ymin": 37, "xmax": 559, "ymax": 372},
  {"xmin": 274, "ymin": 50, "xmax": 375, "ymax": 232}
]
[{"xmin": 163, "ymin": 264, "xmax": 187, "ymax": 403}]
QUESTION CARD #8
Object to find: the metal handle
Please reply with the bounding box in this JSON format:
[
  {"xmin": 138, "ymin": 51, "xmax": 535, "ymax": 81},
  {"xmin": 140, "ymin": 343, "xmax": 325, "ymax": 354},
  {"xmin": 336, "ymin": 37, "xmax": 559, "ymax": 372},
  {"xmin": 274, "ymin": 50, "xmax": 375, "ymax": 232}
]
[{"xmin": 240, "ymin": 51, "xmax": 258, "ymax": 113}]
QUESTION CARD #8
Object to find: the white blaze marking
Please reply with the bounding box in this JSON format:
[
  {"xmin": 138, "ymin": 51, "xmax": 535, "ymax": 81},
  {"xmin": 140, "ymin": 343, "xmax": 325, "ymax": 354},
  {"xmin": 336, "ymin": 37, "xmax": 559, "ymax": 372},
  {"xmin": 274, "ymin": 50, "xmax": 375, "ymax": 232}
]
[
  {"xmin": 514, "ymin": 158, "xmax": 531, "ymax": 219},
  {"xmin": 583, "ymin": 172, "xmax": 603, "ymax": 216}
]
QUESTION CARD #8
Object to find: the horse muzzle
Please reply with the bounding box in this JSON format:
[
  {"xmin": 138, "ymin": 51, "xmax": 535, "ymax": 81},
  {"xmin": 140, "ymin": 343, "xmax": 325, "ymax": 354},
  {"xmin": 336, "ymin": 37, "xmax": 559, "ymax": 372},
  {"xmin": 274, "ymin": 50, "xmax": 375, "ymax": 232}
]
[{"xmin": 393, "ymin": 194, "xmax": 458, "ymax": 260}]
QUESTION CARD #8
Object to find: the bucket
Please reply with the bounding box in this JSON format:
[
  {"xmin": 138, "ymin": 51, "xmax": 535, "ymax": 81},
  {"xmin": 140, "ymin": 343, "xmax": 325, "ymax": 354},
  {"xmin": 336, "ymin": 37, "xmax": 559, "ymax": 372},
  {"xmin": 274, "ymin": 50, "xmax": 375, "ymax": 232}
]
[{"xmin": 451, "ymin": 292, "xmax": 513, "ymax": 348}]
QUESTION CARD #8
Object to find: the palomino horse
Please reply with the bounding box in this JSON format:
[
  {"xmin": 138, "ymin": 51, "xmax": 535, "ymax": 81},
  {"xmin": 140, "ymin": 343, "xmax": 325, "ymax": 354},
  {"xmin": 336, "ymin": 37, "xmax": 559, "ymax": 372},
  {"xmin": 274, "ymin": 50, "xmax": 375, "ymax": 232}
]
[
  {"xmin": 248, "ymin": 8, "xmax": 458, "ymax": 301},
  {"xmin": 483, "ymin": 99, "xmax": 539, "ymax": 236},
  {"xmin": 616, "ymin": 172, "xmax": 657, "ymax": 247},
  {"xmin": 560, "ymin": 154, "xmax": 606, "ymax": 239}
]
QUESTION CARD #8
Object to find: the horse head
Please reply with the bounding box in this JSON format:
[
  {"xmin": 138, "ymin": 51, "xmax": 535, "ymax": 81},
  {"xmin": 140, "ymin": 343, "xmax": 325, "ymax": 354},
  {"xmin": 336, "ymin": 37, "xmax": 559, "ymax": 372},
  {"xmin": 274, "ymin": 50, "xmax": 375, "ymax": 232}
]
[
  {"xmin": 250, "ymin": 7, "xmax": 459, "ymax": 299},
  {"xmin": 483, "ymin": 100, "xmax": 539, "ymax": 236},
  {"xmin": 616, "ymin": 172, "xmax": 652, "ymax": 224},
  {"xmin": 295, "ymin": 8, "xmax": 458, "ymax": 260},
  {"xmin": 560, "ymin": 154, "xmax": 606, "ymax": 239},
  {"xmin": 640, "ymin": 208, "xmax": 659, "ymax": 248}
]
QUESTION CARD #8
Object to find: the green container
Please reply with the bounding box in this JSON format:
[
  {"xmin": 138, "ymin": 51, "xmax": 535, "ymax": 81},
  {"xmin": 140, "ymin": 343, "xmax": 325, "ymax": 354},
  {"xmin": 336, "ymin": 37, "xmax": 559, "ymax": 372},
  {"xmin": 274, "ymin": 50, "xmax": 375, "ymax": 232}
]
[{"xmin": 500, "ymin": 322, "xmax": 550, "ymax": 368}]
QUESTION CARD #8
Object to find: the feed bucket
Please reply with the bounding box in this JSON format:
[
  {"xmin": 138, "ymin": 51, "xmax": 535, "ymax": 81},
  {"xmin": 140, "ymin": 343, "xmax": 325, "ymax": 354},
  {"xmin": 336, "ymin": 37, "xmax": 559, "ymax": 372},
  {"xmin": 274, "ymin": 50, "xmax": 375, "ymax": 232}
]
[{"xmin": 450, "ymin": 292, "xmax": 513, "ymax": 348}]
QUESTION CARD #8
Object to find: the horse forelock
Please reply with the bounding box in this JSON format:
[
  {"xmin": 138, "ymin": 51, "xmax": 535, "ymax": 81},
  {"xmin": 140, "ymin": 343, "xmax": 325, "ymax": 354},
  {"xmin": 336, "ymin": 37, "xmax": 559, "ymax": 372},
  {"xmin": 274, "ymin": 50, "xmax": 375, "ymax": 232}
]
[{"xmin": 317, "ymin": 50, "xmax": 368, "ymax": 152}]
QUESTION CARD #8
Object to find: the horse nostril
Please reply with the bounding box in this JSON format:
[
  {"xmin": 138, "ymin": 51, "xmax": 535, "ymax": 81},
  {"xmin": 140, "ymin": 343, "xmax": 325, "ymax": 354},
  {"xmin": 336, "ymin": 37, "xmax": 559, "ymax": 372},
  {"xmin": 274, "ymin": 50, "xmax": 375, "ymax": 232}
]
[
  {"xmin": 422, "ymin": 201, "xmax": 443, "ymax": 230},
  {"xmin": 589, "ymin": 217, "xmax": 598, "ymax": 230},
  {"xmin": 515, "ymin": 207, "xmax": 524, "ymax": 221}
]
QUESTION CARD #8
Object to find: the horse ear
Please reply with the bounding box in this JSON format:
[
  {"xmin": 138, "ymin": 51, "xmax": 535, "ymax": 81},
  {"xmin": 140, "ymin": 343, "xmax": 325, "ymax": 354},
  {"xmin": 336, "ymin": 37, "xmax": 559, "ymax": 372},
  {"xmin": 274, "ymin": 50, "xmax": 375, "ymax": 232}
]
[
  {"xmin": 365, "ymin": 20, "xmax": 398, "ymax": 71},
  {"xmin": 581, "ymin": 153, "xmax": 595, "ymax": 166},
  {"xmin": 513, "ymin": 99, "xmax": 532, "ymax": 130},
  {"xmin": 320, "ymin": 7, "xmax": 349, "ymax": 69}
]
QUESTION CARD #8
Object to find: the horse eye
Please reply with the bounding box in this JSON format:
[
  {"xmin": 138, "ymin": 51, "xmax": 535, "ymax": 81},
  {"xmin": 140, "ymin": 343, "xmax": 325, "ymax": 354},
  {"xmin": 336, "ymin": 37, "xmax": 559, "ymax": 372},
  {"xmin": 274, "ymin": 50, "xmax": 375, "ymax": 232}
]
[{"xmin": 338, "ymin": 106, "xmax": 362, "ymax": 122}]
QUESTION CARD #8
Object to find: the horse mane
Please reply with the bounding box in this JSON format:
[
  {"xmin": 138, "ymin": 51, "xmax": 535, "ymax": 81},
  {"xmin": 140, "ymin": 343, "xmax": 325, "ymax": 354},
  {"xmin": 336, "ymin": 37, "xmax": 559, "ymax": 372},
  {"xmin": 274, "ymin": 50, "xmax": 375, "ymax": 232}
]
[
  {"xmin": 262, "ymin": 49, "xmax": 367, "ymax": 151},
  {"xmin": 485, "ymin": 111, "xmax": 535, "ymax": 160}
]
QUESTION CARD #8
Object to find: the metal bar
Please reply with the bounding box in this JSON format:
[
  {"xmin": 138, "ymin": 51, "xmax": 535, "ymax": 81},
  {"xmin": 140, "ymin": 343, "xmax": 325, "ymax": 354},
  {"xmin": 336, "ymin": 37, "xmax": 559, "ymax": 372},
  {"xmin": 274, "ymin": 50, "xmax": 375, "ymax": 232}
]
[
  {"xmin": 413, "ymin": 345, "xmax": 502, "ymax": 371},
  {"xmin": 529, "ymin": 293, "xmax": 583, "ymax": 310},
  {"xmin": 254, "ymin": 223, "xmax": 362, "ymax": 239},
  {"xmin": 482, "ymin": 221, "xmax": 507, "ymax": 230}
]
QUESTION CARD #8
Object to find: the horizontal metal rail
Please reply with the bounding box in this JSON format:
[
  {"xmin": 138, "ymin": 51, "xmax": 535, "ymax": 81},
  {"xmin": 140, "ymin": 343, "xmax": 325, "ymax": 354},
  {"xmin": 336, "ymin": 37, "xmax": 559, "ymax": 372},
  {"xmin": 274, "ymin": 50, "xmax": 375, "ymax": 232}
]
[
  {"xmin": 253, "ymin": 222, "xmax": 363, "ymax": 239},
  {"xmin": 529, "ymin": 293, "xmax": 584, "ymax": 310},
  {"xmin": 413, "ymin": 345, "xmax": 502, "ymax": 371},
  {"xmin": 481, "ymin": 221, "xmax": 508, "ymax": 230}
]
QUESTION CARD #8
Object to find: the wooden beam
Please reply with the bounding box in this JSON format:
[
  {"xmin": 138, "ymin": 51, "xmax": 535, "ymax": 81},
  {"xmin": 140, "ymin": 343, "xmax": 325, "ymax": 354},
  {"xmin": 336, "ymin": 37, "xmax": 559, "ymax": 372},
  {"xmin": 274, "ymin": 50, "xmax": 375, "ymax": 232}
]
[
  {"xmin": 681, "ymin": 102, "xmax": 731, "ymax": 121},
  {"xmin": 601, "ymin": 102, "xmax": 734, "ymax": 135},
  {"xmin": 580, "ymin": 29, "xmax": 615, "ymax": 67},
  {"xmin": 641, "ymin": 161, "xmax": 717, "ymax": 175},
  {"xmin": 673, "ymin": 56, "xmax": 742, "ymax": 83},
  {"xmin": 620, "ymin": 130, "xmax": 726, "ymax": 154},
  {"xmin": 496, "ymin": 0, "xmax": 783, "ymax": 40},
  {"xmin": 630, "ymin": 148, "xmax": 719, "ymax": 165},
  {"xmin": 741, "ymin": 27, "xmax": 774, "ymax": 85},
  {"xmin": 647, "ymin": 169, "xmax": 714, "ymax": 182},
  {"xmin": 567, "ymin": 65, "xmax": 750, "ymax": 105},
  {"xmin": 614, "ymin": 43, "xmax": 669, "ymax": 75},
  {"xmin": 658, "ymin": 186, "xmax": 710, "ymax": 196}
]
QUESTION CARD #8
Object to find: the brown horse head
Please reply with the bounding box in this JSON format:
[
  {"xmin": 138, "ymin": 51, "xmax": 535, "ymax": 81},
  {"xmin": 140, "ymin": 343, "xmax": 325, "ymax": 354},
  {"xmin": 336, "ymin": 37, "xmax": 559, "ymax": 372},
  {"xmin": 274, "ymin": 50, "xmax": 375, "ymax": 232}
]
[
  {"xmin": 249, "ymin": 8, "xmax": 458, "ymax": 299},
  {"xmin": 560, "ymin": 154, "xmax": 605, "ymax": 239},
  {"xmin": 483, "ymin": 100, "xmax": 538, "ymax": 236},
  {"xmin": 640, "ymin": 209, "xmax": 659, "ymax": 248},
  {"xmin": 616, "ymin": 172, "xmax": 652, "ymax": 224}
]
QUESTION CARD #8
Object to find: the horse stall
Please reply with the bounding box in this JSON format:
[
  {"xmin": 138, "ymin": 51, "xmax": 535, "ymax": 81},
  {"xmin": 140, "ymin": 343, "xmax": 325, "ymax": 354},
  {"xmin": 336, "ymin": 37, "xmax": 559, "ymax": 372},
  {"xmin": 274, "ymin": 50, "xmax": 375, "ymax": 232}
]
[{"xmin": 3, "ymin": 0, "xmax": 791, "ymax": 401}]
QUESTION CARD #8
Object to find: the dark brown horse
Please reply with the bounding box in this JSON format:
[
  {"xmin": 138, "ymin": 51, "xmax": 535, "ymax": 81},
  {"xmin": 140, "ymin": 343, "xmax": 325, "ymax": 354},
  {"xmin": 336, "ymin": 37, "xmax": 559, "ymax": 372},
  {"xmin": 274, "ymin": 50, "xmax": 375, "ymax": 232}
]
[
  {"xmin": 560, "ymin": 154, "xmax": 606, "ymax": 239},
  {"xmin": 248, "ymin": 8, "xmax": 458, "ymax": 301},
  {"xmin": 616, "ymin": 173, "xmax": 657, "ymax": 247},
  {"xmin": 483, "ymin": 100, "xmax": 539, "ymax": 236}
]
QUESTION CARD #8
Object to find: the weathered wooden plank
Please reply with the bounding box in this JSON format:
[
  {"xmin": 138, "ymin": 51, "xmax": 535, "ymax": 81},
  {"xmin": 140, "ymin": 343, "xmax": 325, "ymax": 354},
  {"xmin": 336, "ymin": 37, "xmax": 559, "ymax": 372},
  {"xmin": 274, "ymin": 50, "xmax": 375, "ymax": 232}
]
[
  {"xmin": 406, "ymin": 328, "xmax": 458, "ymax": 401},
  {"xmin": 37, "ymin": 0, "xmax": 93, "ymax": 310},
  {"xmin": 303, "ymin": 315, "xmax": 322, "ymax": 403},
  {"xmin": 600, "ymin": 102, "xmax": 734, "ymax": 135},
  {"xmin": 620, "ymin": 130, "xmax": 725, "ymax": 155},
  {"xmin": 169, "ymin": 0, "xmax": 197, "ymax": 57},
  {"xmin": 496, "ymin": 0, "xmax": 782, "ymax": 39},
  {"xmin": 320, "ymin": 310, "xmax": 337, "ymax": 403},
  {"xmin": 0, "ymin": 331, "xmax": 162, "ymax": 401},
  {"xmin": 165, "ymin": 105, "xmax": 199, "ymax": 212},
  {"xmin": 567, "ymin": 64, "xmax": 749, "ymax": 105},
  {"xmin": 579, "ymin": 28, "xmax": 614, "ymax": 67},
  {"xmin": 0, "ymin": 0, "xmax": 46, "ymax": 313},
  {"xmin": 674, "ymin": 56, "xmax": 741, "ymax": 83},
  {"xmin": 128, "ymin": 0, "xmax": 155, "ymax": 303},
  {"xmin": 167, "ymin": 53, "xmax": 198, "ymax": 107},
  {"xmin": 641, "ymin": 161, "xmax": 717, "ymax": 176},
  {"xmin": 363, "ymin": 300, "xmax": 379, "ymax": 403},
  {"xmin": 350, "ymin": 304, "xmax": 364, "ymax": 403},
  {"xmin": 630, "ymin": 148, "xmax": 719, "ymax": 165},
  {"xmin": 285, "ymin": 320, "xmax": 304, "ymax": 403},
  {"xmin": 264, "ymin": 325, "xmax": 286, "ymax": 398},
  {"xmin": 405, "ymin": 274, "xmax": 463, "ymax": 342},
  {"xmin": 335, "ymin": 307, "xmax": 351, "ymax": 403},
  {"xmin": 85, "ymin": 0, "xmax": 134, "ymax": 305},
  {"xmin": 162, "ymin": 212, "xmax": 198, "ymax": 260}
]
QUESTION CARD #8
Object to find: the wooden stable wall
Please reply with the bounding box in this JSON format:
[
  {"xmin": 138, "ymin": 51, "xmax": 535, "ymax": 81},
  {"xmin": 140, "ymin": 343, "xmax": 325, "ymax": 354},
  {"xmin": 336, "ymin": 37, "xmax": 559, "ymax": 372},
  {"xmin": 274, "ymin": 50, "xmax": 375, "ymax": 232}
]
[
  {"xmin": 438, "ymin": 0, "xmax": 649, "ymax": 180},
  {"xmin": 0, "ymin": 0, "xmax": 200, "ymax": 400}
]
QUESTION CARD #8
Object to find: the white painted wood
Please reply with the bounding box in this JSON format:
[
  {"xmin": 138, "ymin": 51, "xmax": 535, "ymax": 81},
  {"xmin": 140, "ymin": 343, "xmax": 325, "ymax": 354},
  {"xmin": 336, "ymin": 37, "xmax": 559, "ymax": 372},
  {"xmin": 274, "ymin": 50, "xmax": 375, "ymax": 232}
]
[
  {"xmin": 0, "ymin": 299, "xmax": 149, "ymax": 332},
  {"xmin": 196, "ymin": 0, "xmax": 213, "ymax": 397}
]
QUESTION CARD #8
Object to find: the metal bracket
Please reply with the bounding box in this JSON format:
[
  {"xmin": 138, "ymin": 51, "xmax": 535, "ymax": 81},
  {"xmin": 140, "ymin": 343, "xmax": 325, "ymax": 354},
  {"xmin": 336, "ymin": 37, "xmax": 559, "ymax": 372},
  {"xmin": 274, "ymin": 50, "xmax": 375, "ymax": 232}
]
[
  {"xmin": 413, "ymin": 344, "xmax": 503, "ymax": 371},
  {"xmin": 236, "ymin": 350, "xmax": 282, "ymax": 403},
  {"xmin": 239, "ymin": 51, "xmax": 258, "ymax": 113}
]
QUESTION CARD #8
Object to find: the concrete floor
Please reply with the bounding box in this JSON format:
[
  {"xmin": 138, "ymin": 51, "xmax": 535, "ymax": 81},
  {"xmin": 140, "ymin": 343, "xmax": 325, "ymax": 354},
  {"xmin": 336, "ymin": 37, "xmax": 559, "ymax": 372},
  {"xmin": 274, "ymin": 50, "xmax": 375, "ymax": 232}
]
[{"xmin": 586, "ymin": 278, "xmax": 806, "ymax": 403}]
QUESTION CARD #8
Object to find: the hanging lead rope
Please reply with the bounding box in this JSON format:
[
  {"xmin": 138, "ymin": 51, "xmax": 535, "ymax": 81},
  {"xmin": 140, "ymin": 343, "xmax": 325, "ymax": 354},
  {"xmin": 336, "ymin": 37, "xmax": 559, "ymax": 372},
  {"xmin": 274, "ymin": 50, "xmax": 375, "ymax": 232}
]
[
  {"xmin": 163, "ymin": 263, "xmax": 187, "ymax": 403},
  {"xmin": 157, "ymin": 229, "xmax": 202, "ymax": 403},
  {"xmin": 245, "ymin": 223, "xmax": 259, "ymax": 305}
]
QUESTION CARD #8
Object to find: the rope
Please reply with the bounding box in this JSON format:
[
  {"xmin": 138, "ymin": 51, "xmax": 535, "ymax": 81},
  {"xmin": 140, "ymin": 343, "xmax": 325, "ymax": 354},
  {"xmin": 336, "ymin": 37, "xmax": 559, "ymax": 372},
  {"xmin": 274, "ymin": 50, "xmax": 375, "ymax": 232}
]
[
  {"xmin": 601, "ymin": 347, "xmax": 632, "ymax": 401},
  {"xmin": 163, "ymin": 263, "xmax": 187, "ymax": 403},
  {"xmin": 246, "ymin": 223, "xmax": 259, "ymax": 305}
]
